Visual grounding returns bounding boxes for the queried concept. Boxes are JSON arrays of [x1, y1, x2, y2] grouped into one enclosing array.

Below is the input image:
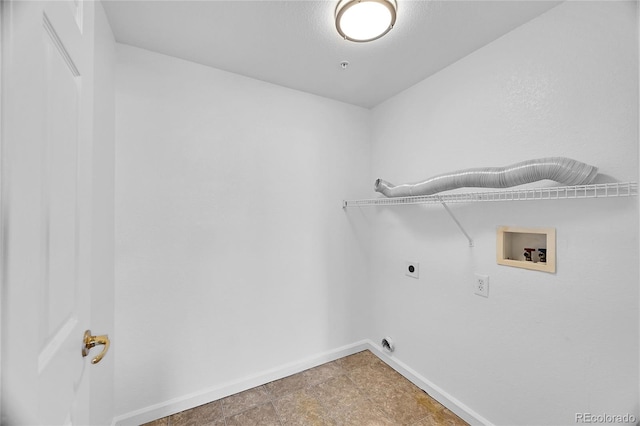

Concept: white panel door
[[2, 1, 104, 424]]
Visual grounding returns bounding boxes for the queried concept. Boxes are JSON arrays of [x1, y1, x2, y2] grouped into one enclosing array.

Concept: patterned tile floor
[[143, 350, 468, 426]]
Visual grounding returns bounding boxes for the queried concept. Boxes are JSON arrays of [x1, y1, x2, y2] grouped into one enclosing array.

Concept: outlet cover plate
[[474, 273, 489, 297]]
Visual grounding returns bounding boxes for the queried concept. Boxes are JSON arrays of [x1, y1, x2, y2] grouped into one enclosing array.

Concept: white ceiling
[[102, 0, 561, 108]]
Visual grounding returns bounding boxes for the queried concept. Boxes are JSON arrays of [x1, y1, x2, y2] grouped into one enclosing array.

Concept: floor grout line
[[270, 400, 284, 426]]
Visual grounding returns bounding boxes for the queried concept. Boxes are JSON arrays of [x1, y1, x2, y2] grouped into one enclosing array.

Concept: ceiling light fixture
[[335, 0, 397, 43]]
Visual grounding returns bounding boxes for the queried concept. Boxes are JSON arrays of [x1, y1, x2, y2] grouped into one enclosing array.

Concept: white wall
[[114, 44, 371, 418], [91, 3, 116, 425], [365, 2, 639, 425], [114, 2, 639, 424]]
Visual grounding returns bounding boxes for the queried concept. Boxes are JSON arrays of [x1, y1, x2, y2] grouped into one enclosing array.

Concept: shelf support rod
[[439, 199, 474, 247]]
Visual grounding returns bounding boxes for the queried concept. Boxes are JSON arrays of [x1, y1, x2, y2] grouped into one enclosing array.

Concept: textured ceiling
[[102, 0, 561, 108]]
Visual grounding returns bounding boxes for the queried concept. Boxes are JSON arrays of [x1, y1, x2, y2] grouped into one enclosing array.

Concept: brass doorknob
[[82, 330, 110, 364]]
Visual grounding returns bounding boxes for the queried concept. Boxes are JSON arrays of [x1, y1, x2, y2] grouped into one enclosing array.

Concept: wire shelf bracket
[[439, 199, 474, 247]]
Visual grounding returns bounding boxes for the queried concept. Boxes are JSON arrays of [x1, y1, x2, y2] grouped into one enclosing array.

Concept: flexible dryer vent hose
[[374, 157, 598, 197]]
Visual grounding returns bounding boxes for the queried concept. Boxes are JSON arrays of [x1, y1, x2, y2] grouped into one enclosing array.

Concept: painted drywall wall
[[91, 3, 116, 425], [114, 44, 371, 417], [365, 1, 639, 424]]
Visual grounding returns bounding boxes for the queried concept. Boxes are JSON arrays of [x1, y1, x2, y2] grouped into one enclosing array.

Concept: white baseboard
[[365, 339, 493, 426], [112, 340, 370, 426], [113, 339, 490, 426]]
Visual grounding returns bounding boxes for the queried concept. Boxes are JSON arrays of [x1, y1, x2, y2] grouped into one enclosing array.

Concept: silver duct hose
[[374, 157, 598, 197]]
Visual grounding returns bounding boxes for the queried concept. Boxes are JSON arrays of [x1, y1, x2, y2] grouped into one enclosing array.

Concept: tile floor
[[143, 350, 468, 426]]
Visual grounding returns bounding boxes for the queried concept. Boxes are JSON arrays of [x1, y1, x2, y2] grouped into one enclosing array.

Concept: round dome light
[[335, 0, 397, 43]]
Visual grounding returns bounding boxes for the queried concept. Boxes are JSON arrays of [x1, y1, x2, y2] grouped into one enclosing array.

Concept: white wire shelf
[[343, 182, 638, 208]]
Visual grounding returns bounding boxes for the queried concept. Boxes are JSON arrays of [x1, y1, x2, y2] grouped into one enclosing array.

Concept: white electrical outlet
[[474, 274, 489, 297], [405, 262, 419, 279]]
